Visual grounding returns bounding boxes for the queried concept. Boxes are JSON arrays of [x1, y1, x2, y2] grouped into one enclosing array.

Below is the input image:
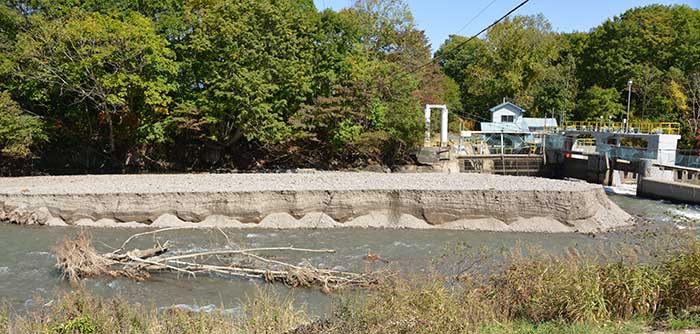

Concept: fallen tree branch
[[55, 230, 381, 291], [158, 247, 336, 263], [113, 227, 199, 253]]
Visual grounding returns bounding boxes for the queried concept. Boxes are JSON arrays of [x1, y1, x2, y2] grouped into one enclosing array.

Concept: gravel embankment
[[0, 172, 600, 195], [0, 173, 631, 233]]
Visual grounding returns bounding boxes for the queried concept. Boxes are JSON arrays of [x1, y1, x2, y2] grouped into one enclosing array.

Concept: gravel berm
[[0, 172, 600, 195], [0, 173, 631, 233]]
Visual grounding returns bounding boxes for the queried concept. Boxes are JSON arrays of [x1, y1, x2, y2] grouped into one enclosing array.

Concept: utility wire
[[404, 0, 532, 77], [453, 0, 500, 36]]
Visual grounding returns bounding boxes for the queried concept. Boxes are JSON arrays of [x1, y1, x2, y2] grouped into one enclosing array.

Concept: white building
[[480, 102, 558, 133]]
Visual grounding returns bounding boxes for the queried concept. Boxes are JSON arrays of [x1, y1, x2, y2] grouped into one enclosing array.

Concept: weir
[[448, 120, 700, 204], [553, 122, 700, 204]]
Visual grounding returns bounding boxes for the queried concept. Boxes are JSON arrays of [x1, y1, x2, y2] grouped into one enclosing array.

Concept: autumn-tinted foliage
[[439, 5, 700, 148], [0, 0, 454, 173], [0, 1, 698, 174]]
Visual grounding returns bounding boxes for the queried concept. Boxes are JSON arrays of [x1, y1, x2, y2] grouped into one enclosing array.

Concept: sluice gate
[[459, 154, 544, 176]]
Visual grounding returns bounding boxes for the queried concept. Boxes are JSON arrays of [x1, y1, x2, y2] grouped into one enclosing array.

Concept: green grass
[[480, 319, 650, 334], [659, 311, 700, 331]]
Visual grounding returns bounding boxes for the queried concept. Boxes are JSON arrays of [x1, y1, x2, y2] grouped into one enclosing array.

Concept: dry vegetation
[[53, 229, 380, 292], [2, 289, 308, 334], [5, 233, 700, 333]]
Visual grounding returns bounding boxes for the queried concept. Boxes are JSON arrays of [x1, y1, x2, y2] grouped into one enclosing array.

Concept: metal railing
[[564, 121, 680, 135], [575, 138, 596, 146]]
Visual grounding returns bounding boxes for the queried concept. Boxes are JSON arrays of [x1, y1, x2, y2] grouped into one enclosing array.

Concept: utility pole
[[560, 109, 565, 129], [543, 112, 548, 164], [543, 111, 547, 134], [626, 80, 633, 133]]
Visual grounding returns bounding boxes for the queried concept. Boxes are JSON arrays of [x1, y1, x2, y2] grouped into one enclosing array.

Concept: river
[[0, 188, 698, 316]]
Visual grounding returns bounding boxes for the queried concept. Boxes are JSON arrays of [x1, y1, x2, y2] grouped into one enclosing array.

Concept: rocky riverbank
[[0, 173, 632, 233]]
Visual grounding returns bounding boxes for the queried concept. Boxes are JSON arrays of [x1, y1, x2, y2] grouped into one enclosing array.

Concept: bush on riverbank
[[5, 239, 700, 334], [2, 290, 307, 334]]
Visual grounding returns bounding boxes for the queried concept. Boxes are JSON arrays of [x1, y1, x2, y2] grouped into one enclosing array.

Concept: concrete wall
[[637, 178, 700, 204], [637, 159, 700, 204]]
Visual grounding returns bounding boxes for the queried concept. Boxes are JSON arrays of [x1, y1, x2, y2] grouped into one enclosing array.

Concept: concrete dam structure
[[0, 173, 631, 233]]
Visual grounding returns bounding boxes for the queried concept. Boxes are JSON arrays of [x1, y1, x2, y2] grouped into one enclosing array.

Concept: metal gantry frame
[[424, 104, 449, 147]]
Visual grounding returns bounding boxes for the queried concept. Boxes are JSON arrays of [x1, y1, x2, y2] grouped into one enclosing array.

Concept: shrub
[[329, 278, 477, 334], [238, 288, 309, 334], [662, 240, 700, 312], [600, 262, 668, 320], [489, 255, 608, 323]]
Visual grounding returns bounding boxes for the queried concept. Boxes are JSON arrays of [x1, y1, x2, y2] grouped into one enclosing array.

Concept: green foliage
[[491, 253, 609, 323], [664, 312, 700, 331], [579, 86, 626, 121], [330, 279, 476, 333], [573, 4, 700, 145], [0, 1, 698, 172], [239, 288, 308, 334], [5, 289, 305, 334], [480, 319, 648, 334], [437, 15, 566, 120], [50, 315, 97, 334], [177, 0, 315, 146], [0, 91, 46, 158], [16, 9, 177, 153], [438, 5, 699, 148]]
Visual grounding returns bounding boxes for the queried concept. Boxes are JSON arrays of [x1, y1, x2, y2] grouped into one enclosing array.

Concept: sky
[[313, 0, 699, 52]]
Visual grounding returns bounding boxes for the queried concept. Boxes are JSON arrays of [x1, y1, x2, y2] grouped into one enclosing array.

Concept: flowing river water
[[1, 187, 699, 316]]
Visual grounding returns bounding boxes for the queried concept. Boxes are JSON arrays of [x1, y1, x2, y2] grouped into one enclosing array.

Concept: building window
[[501, 115, 514, 123]]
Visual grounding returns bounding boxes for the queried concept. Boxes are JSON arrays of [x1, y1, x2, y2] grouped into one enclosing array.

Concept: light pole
[[626, 80, 633, 133]]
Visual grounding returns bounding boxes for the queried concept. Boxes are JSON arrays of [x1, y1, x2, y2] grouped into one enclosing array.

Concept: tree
[[0, 91, 46, 158], [577, 5, 700, 124], [437, 14, 559, 120], [533, 54, 578, 119], [669, 70, 700, 148], [174, 0, 315, 152], [17, 10, 177, 157], [579, 86, 625, 121], [630, 64, 667, 120], [0, 3, 22, 89], [287, 0, 430, 166]]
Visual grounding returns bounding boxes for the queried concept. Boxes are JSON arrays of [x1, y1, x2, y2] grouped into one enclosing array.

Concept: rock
[[32, 207, 53, 225], [45, 217, 69, 227], [1, 206, 52, 225]]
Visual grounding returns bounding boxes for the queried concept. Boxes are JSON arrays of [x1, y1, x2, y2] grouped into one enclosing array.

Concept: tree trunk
[[107, 112, 116, 154]]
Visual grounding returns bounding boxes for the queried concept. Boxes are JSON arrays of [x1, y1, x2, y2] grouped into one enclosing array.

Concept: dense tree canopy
[[439, 4, 700, 148], [0, 1, 698, 174], [0, 0, 451, 173]]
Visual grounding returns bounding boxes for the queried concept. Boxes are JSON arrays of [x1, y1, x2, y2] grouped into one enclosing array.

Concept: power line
[[455, 109, 491, 123], [405, 0, 532, 77], [453, 0, 499, 36]]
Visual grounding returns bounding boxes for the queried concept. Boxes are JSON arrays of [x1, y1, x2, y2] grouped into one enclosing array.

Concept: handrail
[[564, 121, 680, 135], [654, 163, 700, 173]]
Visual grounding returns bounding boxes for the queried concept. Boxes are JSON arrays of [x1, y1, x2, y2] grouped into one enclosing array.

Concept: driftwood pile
[[54, 228, 381, 292]]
